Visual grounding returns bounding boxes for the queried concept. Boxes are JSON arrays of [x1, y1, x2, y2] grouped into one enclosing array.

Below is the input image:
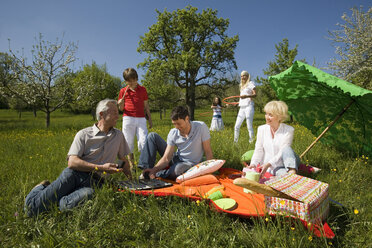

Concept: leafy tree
[[138, 6, 239, 120], [5, 34, 77, 127], [0, 95, 8, 109], [255, 38, 303, 112], [141, 64, 181, 119], [327, 7, 372, 90], [70, 62, 121, 118]]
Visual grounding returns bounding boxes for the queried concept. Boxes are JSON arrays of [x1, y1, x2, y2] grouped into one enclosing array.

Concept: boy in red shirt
[[118, 68, 152, 168]]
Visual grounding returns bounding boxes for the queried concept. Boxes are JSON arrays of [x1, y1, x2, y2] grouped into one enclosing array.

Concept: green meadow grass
[[0, 108, 371, 247]]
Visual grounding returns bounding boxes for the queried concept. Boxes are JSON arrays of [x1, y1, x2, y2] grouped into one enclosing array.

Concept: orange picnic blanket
[[138, 168, 265, 216], [118, 168, 334, 238]]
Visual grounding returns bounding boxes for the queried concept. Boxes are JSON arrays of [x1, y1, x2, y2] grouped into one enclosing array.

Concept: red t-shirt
[[118, 84, 148, 117]]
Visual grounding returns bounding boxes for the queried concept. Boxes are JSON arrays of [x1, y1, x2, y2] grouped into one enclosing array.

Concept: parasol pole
[[300, 99, 355, 159]]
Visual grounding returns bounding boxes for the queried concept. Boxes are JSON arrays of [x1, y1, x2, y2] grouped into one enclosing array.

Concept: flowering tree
[[5, 33, 77, 127], [328, 7, 372, 90]]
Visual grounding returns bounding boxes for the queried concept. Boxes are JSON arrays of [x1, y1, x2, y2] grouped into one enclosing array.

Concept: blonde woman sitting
[[247, 100, 299, 177]]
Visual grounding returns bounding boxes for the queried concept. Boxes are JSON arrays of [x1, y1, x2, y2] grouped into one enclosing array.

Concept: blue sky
[[0, 0, 369, 81]]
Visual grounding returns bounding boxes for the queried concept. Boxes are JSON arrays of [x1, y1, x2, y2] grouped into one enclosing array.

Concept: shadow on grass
[[328, 201, 351, 238]]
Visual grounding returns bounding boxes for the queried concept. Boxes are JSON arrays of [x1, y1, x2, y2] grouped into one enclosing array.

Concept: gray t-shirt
[[167, 121, 211, 165], [68, 124, 130, 165]]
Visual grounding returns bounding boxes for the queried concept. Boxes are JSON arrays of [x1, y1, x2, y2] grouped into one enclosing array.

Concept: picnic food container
[[264, 173, 329, 224]]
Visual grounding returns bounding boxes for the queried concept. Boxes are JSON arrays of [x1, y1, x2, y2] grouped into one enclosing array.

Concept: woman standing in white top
[[234, 71, 256, 143], [247, 100, 299, 177]]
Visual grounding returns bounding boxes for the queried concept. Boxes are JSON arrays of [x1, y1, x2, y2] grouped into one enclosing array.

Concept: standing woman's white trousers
[[234, 104, 255, 143]]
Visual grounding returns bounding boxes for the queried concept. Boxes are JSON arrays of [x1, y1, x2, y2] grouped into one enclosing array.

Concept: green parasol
[[269, 61, 372, 157]]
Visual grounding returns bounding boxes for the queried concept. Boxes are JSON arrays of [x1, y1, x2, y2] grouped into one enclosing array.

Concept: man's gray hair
[[96, 99, 117, 121]]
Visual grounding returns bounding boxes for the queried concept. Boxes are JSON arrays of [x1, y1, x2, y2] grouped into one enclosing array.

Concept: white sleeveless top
[[238, 81, 255, 107]]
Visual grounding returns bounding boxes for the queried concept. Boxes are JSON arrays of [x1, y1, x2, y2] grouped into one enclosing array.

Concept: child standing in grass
[[210, 97, 224, 131], [118, 68, 152, 168]]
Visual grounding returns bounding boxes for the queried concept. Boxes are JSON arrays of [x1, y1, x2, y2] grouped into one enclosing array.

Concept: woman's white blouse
[[238, 81, 255, 107], [250, 123, 294, 174]]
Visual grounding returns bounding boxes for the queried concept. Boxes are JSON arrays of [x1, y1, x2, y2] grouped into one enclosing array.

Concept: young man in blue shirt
[[138, 106, 213, 180]]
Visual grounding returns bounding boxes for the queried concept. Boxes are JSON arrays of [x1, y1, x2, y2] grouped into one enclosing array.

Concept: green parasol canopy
[[269, 61, 372, 157]]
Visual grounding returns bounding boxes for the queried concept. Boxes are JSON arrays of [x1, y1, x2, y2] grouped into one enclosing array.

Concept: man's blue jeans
[[138, 132, 193, 180], [24, 167, 102, 217]]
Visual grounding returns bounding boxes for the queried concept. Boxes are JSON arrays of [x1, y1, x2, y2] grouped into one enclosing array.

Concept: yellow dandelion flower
[[196, 200, 200, 205], [307, 223, 312, 228], [103, 171, 107, 175], [292, 238, 295, 241], [95, 167, 98, 171], [265, 217, 269, 222], [362, 155, 365, 158], [308, 236, 313, 241], [328, 241, 333, 246], [291, 227, 295, 231], [188, 215, 191, 219], [280, 200, 286, 205], [366, 157, 368, 160], [339, 179, 342, 183], [354, 209, 359, 215]]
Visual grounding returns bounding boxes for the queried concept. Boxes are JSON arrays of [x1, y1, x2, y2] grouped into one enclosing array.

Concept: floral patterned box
[[264, 173, 329, 224]]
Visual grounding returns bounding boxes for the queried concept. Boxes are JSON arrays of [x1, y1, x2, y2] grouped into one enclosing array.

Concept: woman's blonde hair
[[240, 71, 250, 89], [264, 101, 289, 123]]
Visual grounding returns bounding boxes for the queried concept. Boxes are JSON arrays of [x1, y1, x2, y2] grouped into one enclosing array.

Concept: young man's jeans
[[271, 146, 300, 176], [138, 132, 193, 180], [24, 168, 102, 217]]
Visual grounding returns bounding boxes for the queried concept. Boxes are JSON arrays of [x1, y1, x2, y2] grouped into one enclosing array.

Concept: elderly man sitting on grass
[[24, 99, 132, 217]]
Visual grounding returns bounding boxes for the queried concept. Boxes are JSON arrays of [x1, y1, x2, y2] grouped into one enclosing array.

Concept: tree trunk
[[46, 97, 50, 128], [18, 110, 21, 119], [186, 81, 196, 121], [46, 111, 50, 128], [159, 109, 163, 120], [33, 107, 37, 117]]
